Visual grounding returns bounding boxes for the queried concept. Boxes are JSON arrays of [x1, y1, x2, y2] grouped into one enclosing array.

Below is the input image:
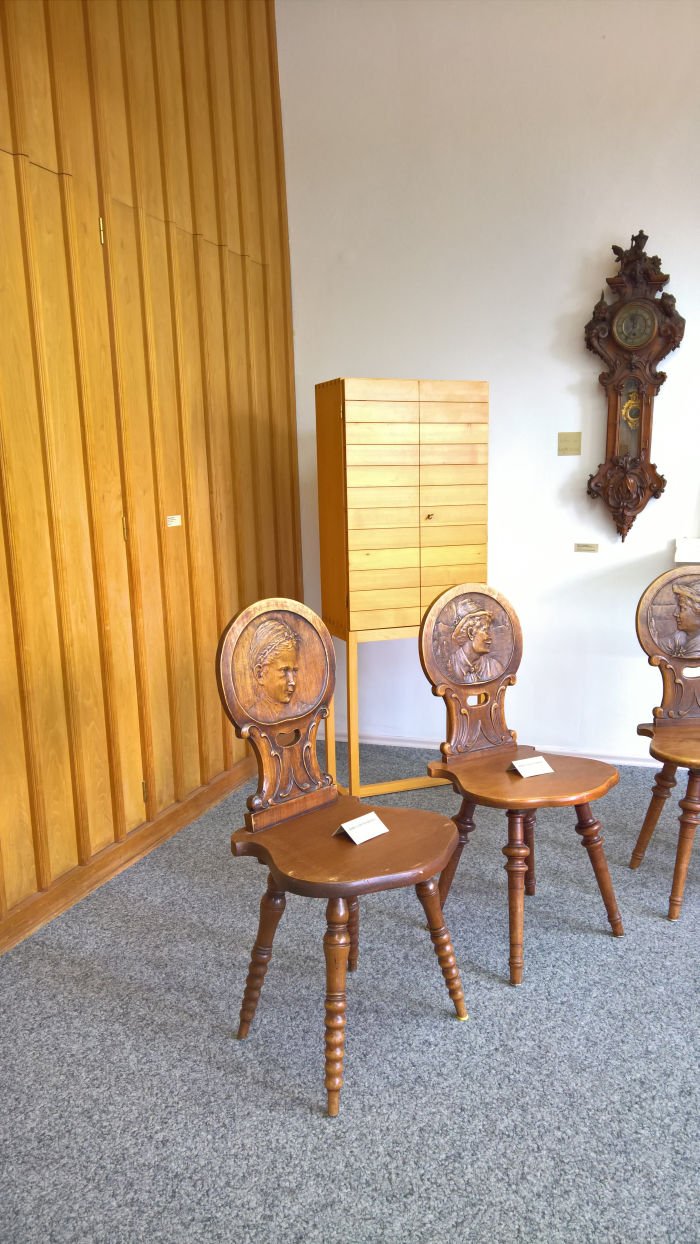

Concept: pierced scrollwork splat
[[637, 567, 700, 723], [437, 678, 516, 759], [584, 231, 685, 540], [420, 585, 522, 759], [216, 599, 337, 830]]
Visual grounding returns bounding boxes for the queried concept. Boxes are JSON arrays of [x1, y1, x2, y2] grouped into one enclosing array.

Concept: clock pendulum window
[[585, 231, 685, 540]]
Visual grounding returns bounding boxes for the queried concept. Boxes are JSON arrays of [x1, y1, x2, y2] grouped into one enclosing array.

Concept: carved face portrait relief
[[251, 619, 300, 706], [646, 576, 700, 659], [234, 610, 330, 724], [432, 593, 514, 685]]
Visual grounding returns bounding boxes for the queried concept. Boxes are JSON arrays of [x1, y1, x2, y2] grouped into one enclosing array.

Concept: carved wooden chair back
[[419, 583, 523, 760], [216, 597, 337, 831], [636, 565, 700, 725]]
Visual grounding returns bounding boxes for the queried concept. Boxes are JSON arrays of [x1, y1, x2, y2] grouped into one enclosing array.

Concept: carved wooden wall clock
[[585, 231, 685, 540]]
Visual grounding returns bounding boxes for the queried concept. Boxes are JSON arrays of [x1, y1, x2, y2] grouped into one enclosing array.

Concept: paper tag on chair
[[508, 756, 554, 778], [334, 811, 389, 844]]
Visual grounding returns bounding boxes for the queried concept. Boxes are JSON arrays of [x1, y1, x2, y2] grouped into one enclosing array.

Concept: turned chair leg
[[238, 872, 286, 1039], [668, 769, 700, 920], [348, 897, 360, 971], [574, 804, 624, 937], [502, 810, 529, 985], [323, 897, 350, 1117], [630, 761, 677, 869], [415, 878, 468, 1019], [439, 798, 476, 907], [524, 811, 536, 896]]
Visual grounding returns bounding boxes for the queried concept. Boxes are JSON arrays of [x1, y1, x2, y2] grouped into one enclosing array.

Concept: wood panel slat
[[347, 526, 419, 551], [348, 547, 420, 572], [346, 465, 420, 488], [345, 444, 419, 466], [345, 400, 419, 423], [345, 379, 419, 401], [150, 0, 192, 233], [3, 0, 56, 169], [0, 486, 36, 909], [419, 381, 488, 402], [421, 505, 488, 526], [345, 422, 419, 444], [420, 464, 488, 486], [349, 566, 420, 590]]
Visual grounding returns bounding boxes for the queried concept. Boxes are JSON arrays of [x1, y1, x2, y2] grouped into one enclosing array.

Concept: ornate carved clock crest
[[585, 231, 685, 539]]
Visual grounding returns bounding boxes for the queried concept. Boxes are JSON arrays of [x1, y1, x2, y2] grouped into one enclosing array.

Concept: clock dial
[[612, 302, 657, 350]]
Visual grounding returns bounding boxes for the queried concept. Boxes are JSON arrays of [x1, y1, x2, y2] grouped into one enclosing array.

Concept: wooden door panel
[[28, 163, 114, 858], [0, 155, 76, 884], [109, 199, 175, 814], [144, 215, 201, 799], [172, 225, 224, 783]]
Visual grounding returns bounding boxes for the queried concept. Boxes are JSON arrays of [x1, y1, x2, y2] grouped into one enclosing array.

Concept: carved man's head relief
[[452, 602, 494, 656], [673, 580, 700, 637], [251, 618, 301, 705]]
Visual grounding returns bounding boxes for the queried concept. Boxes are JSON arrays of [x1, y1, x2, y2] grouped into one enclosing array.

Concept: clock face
[[612, 302, 657, 350]]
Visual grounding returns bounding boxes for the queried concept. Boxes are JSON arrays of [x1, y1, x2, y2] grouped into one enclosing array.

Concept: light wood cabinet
[[315, 377, 488, 795]]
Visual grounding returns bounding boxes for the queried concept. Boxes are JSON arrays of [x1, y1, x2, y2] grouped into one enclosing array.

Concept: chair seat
[[428, 746, 618, 809], [641, 723, 700, 769], [231, 794, 458, 898]]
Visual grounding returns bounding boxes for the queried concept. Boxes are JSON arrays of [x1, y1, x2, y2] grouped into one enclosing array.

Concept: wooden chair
[[216, 597, 468, 1117], [419, 584, 624, 985], [630, 565, 700, 919]]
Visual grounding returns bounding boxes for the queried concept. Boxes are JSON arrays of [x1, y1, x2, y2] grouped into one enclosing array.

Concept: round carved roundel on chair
[[228, 608, 331, 726]]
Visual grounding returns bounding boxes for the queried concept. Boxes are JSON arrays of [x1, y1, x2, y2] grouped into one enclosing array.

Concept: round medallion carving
[[234, 609, 330, 723], [431, 591, 515, 686], [643, 573, 700, 660]]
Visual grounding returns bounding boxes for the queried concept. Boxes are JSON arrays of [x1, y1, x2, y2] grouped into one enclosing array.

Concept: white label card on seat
[[509, 756, 554, 778], [334, 811, 389, 844]]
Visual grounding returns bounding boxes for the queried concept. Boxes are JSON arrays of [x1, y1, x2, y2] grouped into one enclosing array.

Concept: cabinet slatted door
[[316, 378, 488, 635], [419, 381, 488, 609]]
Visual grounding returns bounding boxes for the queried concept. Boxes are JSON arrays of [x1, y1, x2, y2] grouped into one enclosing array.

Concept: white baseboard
[[330, 730, 658, 769]]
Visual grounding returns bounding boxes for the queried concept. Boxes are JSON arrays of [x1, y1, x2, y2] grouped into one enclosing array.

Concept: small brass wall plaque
[[558, 432, 582, 456]]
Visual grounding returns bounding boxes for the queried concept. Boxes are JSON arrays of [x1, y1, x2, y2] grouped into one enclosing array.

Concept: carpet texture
[[1, 746, 697, 1244]]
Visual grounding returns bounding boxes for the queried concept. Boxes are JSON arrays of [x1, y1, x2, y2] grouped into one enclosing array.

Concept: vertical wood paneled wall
[[0, 0, 301, 951]]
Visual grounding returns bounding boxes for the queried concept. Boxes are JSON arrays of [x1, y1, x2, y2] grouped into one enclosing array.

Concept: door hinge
[[121, 515, 127, 541], [142, 780, 148, 803], [99, 216, 105, 245]]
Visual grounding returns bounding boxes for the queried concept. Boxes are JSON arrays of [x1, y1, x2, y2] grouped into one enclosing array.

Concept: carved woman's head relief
[[673, 579, 700, 639]]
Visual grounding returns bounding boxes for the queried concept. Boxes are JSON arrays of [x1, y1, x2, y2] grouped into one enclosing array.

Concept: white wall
[[275, 0, 700, 763]]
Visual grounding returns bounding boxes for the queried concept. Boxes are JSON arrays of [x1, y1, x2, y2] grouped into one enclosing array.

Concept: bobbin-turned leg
[[630, 761, 677, 869], [348, 897, 360, 971], [439, 798, 476, 907], [238, 873, 286, 1039], [575, 804, 624, 937], [668, 769, 700, 920], [502, 810, 529, 985], [524, 811, 537, 896], [323, 897, 350, 1117], [416, 877, 468, 1019]]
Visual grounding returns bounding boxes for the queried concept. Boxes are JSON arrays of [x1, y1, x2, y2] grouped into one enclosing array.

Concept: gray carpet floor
[[1, 746, 698, 1244]]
